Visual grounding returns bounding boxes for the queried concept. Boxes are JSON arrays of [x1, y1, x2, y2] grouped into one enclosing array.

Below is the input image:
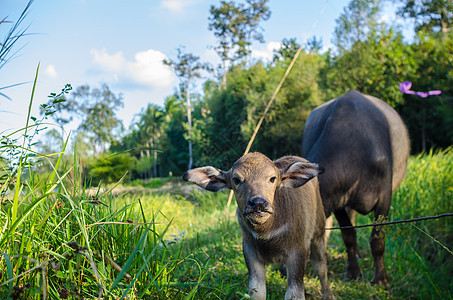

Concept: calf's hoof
[[321, 291, 336, 300]]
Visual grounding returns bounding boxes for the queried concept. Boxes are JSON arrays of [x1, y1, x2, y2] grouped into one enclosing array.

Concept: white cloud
[[90, 49, 125, 72], [90, 48, 177, 89], [45, 64, 58, 78], [160, 0, 192, 13], [321, 41, 334, 53], [130, 50, 176, 87], [251, 41, 281, 62]]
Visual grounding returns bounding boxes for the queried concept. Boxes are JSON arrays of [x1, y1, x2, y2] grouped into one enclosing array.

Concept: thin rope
[[325, 213, 453, 230], [226, 1, 330, 207], [226, 46, 303, 207], [244, 47, 304, 155]]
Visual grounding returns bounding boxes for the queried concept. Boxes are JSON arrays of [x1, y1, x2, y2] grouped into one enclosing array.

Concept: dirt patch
[[86, 178, 202, 197]]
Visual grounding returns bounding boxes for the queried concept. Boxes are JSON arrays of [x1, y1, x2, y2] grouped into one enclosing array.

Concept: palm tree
[[137, 104, 164, 178]]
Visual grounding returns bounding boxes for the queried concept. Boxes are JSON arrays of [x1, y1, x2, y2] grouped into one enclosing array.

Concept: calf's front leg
[[284, 251, 308, 300], [243, 242, 266, 300]]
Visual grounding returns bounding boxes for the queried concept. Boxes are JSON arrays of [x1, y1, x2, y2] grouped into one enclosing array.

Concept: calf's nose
[[247, 197, 269, 211]]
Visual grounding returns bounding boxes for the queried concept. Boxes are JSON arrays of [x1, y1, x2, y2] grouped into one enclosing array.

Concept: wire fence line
[[325, 212, 453, 230]]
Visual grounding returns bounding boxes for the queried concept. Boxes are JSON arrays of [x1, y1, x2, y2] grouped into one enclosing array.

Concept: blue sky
[[1, 0, 403, 134]]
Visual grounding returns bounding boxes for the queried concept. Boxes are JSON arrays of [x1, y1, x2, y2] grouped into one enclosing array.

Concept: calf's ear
[[280, 161, 324, 188], [183, 167, 230, 192]]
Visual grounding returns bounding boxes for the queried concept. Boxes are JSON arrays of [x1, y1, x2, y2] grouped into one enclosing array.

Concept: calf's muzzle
[[243, 197, 273, 218]]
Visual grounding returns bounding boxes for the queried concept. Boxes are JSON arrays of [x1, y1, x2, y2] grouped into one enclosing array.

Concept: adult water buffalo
[[302, 90, 410, 287]]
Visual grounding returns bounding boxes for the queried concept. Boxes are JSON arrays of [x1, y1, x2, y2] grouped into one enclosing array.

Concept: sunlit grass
[[1, 134, 452, 299], [388, 147, 453, 298]]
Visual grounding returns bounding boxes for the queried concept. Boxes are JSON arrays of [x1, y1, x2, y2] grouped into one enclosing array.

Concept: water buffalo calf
[[184, 153, 335, 300], [302, 90, 410, 286]]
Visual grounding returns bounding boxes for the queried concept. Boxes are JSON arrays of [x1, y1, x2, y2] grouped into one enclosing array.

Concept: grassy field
[[0, 148, 452, 299]]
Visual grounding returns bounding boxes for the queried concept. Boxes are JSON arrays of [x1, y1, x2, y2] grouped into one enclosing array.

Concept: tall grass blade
[[119, 219, 174, 300], [0, 217, 8, 246], [35, 135, 70, 232], [1, 252, 14, 297], [110, 222, 153, 291], [11, 63, 39, 224], [10, 173, 22, 225], [23, 63, 39, 147], [0, 0, 34, 71], [47, 133, 69, 185], [184, 259, 209, 300], [1, 168, 71, 246]]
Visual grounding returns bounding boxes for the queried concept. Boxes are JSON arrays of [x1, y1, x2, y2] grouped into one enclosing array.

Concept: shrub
[[87, 152, 136, 185]]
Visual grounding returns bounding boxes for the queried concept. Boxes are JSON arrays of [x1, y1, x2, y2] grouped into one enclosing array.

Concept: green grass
[[323, 148, 453, 299], [1, 146, 452, 299], [127, 177, 171, 189], [0, 160, 207, 299], [387, 148, 453, 298]]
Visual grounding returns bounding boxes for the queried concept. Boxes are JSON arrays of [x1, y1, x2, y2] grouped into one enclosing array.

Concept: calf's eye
[[270, 176, 276, 183], [233, 177, 242, 185]]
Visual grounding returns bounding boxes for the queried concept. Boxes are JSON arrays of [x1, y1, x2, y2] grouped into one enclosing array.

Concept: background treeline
[[37, 0, 453, 183]]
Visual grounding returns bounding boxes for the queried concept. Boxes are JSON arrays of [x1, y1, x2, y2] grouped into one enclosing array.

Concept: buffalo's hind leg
[[345, 207, 362, 258], [334, 208, 361, 281], [370, 196, 391, 287]]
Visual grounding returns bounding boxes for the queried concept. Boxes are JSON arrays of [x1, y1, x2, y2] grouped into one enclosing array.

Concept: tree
[[160, 94, 189, 175], [319, 0, 452, 154], [164, 46, 209, 170], [37, 129, 62, 155], [72, 84, 124, 155], [321, 28, 417, 106], [322, 0, 420, 105], [208, 0, 270, 88], [110, 127, 141, 156], [397, 30, 453, 152], [136, 104, 164, 177], [209, 1, 245, 88], [205, 82, 248, 169], [273, 38, 301, 61], [238, 55, 324, 159], [306, 36, 324, 53], [333, 0, 383, 52], [88, 152, 136, 185], [397, 0, 453, 33], [244, 0, 271, 59]]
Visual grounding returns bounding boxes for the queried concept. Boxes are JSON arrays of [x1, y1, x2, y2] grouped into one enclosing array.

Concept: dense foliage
[[1, 0, 452, 183], [104, 0, 453, 180]]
